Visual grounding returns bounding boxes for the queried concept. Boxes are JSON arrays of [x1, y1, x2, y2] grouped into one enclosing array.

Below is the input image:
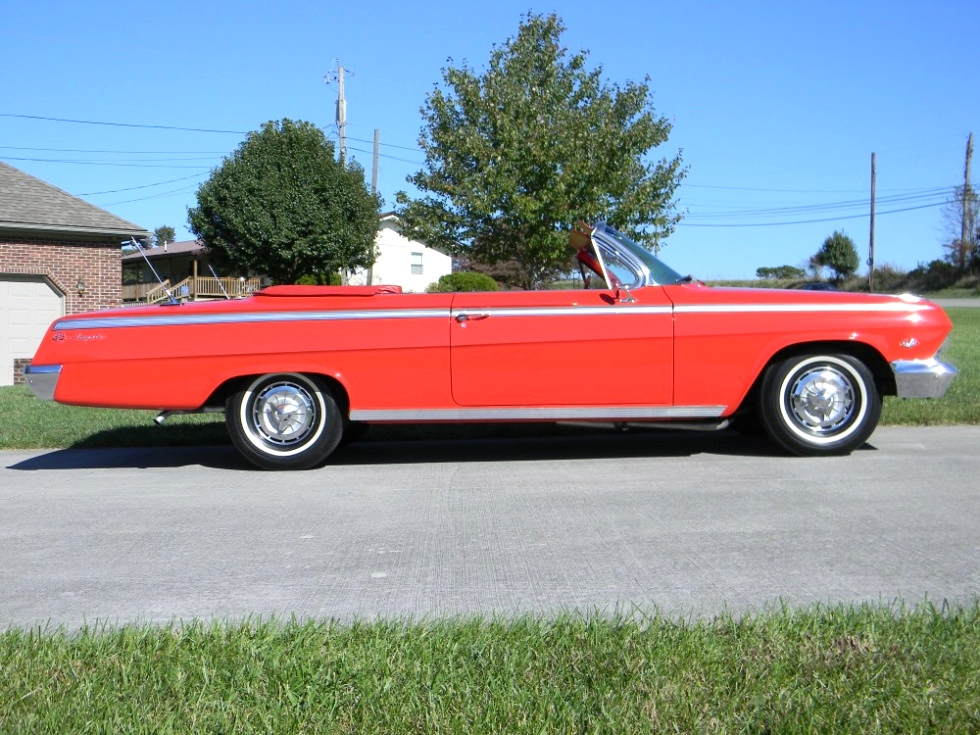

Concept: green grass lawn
[[2, 604, 978, 734], [0, 390, 227, 450]]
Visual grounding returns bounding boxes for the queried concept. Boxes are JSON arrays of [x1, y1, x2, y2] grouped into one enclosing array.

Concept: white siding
[[349, 218, 452, 292]]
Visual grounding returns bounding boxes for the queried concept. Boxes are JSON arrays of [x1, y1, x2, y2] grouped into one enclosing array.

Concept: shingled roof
[[0, 161, 149, 240]]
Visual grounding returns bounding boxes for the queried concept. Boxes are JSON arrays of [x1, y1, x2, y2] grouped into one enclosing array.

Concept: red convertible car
[[25, 222, 956, 470]]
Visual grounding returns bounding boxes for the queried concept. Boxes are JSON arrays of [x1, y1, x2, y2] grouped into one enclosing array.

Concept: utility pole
[[372, 129, 379, 195], [961, 132, 974, 269], [869, 152, 876, 293], [324, 63, 349, 166], [366, 129, 379, 287], [336, 65, 347, 166]]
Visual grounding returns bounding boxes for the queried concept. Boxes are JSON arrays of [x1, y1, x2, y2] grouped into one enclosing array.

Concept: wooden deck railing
[[123, 281, 168, 302], [123, 276, 262, 303]]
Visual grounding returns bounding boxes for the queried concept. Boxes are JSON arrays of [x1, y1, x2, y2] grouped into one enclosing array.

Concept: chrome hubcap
[[252, 382, 317, 447], [789, 367, 855, 434]]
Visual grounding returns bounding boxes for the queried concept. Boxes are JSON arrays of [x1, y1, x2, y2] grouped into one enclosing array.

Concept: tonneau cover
[[255, 285, 403, 297]]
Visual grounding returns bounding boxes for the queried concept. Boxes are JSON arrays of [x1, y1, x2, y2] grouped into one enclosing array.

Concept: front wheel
[[226, 373, 343, 470], [758, 353, 881, 456]]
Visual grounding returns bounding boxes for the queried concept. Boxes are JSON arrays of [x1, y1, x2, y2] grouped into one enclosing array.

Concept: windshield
[[593, 224, 687, 286]]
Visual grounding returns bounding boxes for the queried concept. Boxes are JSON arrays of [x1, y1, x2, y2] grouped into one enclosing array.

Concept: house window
[[411, 252, 423, 275]]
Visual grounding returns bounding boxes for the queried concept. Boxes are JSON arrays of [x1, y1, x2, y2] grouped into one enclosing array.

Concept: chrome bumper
[[891, 357, 957, 399], [23, 364, 61, 401]]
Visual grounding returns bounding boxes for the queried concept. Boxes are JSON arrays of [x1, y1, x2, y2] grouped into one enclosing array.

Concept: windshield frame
[[591, 223, 686, 287]]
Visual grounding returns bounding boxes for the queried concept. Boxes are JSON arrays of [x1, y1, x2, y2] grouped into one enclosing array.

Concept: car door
[[449, 288, 673, 407]]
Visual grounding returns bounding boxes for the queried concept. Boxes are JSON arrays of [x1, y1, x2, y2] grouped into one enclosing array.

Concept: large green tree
[[188, 119, 380, 284], [815, 230, 860, 283], [396, 13, 686, 289]]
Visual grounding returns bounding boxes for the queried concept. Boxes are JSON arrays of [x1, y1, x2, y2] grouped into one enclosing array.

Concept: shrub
[[294, 273, 342, 286], [426, 272, 500, 292], [871, 264, 908, 293], [907, 259, 959, 292], [757, 265, 805, 280]]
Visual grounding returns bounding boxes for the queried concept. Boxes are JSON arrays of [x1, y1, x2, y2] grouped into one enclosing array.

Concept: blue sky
[[2, 0, 977, 280]]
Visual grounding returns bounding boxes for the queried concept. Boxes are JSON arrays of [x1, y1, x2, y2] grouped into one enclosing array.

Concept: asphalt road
[[2, 425, 978, 630]]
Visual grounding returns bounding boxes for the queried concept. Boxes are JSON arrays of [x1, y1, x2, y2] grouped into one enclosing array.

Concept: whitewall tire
[[758, 354, 881, 456], [226, 373, 343, 470]]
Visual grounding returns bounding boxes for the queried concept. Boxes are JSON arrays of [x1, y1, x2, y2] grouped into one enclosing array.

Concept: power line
[[78, 174, 208, 196], [679, 201, 946, 228], [0, 112, 247, 134], [683, 182, 949, 195], [0, 145, 228, 155], [2, 154, 219, 163], [346, 134, 421, 152], [346, 145, 423, 165], [686, 183, 867, 194], [1, 111, 965, 230], [683, 188, 952, 220], [2, 112, 424, 153], [98, 185, 200, 207], [0, 156, 213, 169]]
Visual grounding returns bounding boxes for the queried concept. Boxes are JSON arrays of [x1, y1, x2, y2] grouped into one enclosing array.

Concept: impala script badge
[[52, 332, 106, 343]]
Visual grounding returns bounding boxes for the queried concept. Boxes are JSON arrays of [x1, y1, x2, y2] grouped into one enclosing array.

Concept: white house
[[348, 213, 452, 292], [123, 214, 453, 300]]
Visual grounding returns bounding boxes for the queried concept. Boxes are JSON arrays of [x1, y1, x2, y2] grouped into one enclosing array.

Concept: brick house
[[0, 161, 149, 385]]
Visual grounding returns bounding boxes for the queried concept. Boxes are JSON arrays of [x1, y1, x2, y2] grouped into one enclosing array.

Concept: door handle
[[455, 312, 491, 323]]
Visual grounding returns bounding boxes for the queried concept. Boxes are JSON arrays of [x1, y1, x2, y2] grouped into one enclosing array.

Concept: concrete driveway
[[933, 298, 980, 308], [2, 425, 978, 629]]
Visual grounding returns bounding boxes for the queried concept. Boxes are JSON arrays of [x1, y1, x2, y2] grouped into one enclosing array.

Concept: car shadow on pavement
[[7, 444, 250, 472], [332, 427, 781, 466], [8, 426, 873, 472]]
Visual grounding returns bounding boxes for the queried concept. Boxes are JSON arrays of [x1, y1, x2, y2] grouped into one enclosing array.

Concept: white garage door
[[0, 276, 65, 386]]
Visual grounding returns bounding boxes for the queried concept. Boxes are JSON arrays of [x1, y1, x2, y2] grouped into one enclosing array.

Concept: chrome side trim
[[451, 305, 672, 319], [675, 302, 932, 315], [349, 405, 727, 422], [891, 357, 957, 399], [54, 304, 673, 331], [52, 300, 934, 332], [52, 308, 451, 331], [23, 364, 61, 401]]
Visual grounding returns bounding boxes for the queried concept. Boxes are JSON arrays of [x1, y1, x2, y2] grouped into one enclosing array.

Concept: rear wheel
[[758, 353, 881, 456], [226, 373, 343, 470]]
